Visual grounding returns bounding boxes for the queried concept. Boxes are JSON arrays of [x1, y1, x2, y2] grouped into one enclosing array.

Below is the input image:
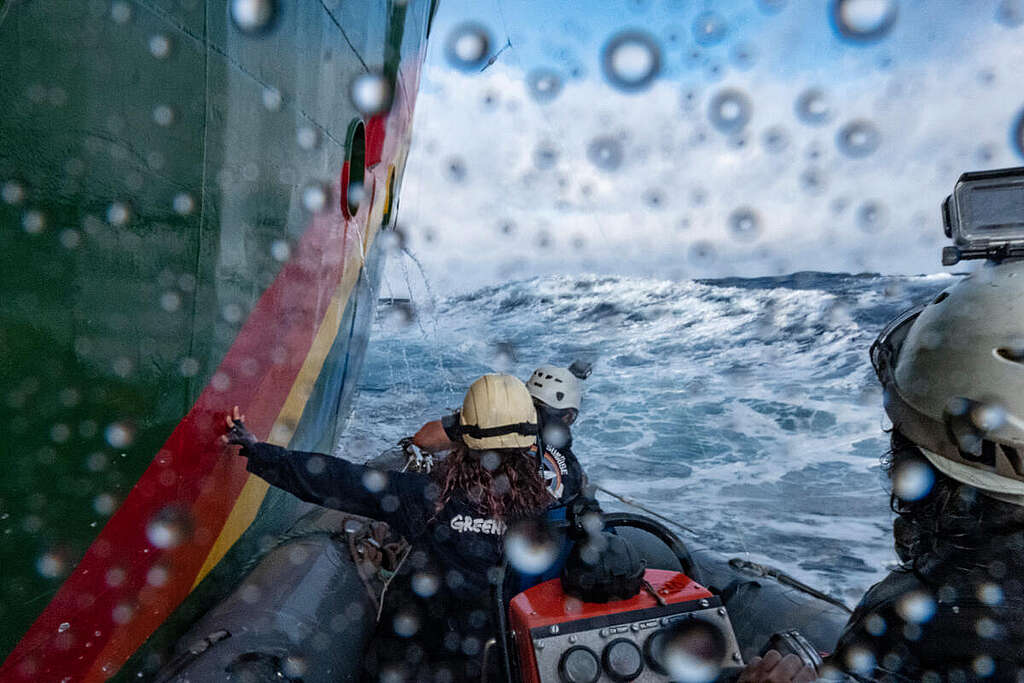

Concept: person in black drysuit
[[825, 261, 1024, 682], [221, 374, 554, 683], [825, 432, 1024, 682]]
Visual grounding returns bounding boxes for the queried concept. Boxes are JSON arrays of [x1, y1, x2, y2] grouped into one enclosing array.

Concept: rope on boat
[[594, 484, 698, 536], [728, 558, 854, 614]]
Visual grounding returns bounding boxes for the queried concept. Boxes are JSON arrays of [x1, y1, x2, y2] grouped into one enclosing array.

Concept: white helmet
[[459, 374, 539, 450], [872, 260, 1024, 504], [526, 364, 582, 411]]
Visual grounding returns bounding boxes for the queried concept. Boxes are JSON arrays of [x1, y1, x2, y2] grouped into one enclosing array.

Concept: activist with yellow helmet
[[221, 373, 552, 682]]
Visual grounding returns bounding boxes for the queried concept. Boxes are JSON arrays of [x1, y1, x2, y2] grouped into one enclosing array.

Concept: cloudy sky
[[383, 0, 1024, 298]]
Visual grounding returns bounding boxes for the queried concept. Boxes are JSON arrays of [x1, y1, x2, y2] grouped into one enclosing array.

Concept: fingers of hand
[[775, 654, 806, 679], [794, 665, 817, 683]]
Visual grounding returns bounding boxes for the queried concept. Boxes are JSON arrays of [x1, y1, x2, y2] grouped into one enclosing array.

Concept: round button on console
[[602, 638, 644, 681], [558, 645, 601, 683], [644, 629, 670, 674]]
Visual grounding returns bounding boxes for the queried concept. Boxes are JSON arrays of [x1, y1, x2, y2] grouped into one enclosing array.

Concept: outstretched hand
[[220, 405, 257, 450], [737, 650, 818, 683]]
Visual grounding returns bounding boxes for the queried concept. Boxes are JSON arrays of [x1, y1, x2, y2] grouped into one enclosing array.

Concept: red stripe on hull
[[2, 199, 354, 681]]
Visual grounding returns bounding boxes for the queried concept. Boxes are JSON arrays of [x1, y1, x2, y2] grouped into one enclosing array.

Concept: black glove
[[566, 486, 603, 541], [225, 418, 257, 450]]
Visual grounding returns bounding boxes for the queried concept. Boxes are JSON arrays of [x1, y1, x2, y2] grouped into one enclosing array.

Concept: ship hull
[[0, 1, 435, 679]]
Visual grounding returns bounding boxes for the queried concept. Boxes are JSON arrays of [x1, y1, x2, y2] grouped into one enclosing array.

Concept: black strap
[[459, 421, 538, 439]]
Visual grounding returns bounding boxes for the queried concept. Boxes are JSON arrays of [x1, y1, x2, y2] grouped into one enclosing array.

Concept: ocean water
[[337, 271, 954, 604]]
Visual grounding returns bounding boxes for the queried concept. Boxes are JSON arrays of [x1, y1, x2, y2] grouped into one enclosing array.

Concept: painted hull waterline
[[0, 1, 436, 679]]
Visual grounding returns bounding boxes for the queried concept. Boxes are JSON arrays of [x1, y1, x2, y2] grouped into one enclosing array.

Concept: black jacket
[[243, 442, 508, 681], [830, 534, 1024, 682]]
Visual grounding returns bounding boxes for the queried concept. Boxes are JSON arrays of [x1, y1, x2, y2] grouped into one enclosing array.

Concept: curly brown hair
[[432, 443, 553, 521], [885, 429, 1024, 573]]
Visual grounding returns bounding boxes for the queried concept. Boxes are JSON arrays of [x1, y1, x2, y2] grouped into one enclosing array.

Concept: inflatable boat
[[150, 448, 851, 682]]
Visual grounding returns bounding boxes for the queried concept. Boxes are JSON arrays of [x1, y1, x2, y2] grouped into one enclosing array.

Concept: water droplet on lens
[[801, 167, 827, 194], [350, 72, 393, 116], [111, 1, 132, 24], [504, 521, 557, 574], [527, 68, 563, 103], [896, 591, 936, 623], [586, 136, 624, 171], [692, 11, 727, 46], [262, 86, 282, 111], [105, 421, 134, 448], [107, 202, 132, 226], [93, 493, 117, 515], [857, 200, 886, 232], [362, 469, 387, 493], [662, 620, 728, 682], [2, 180, 25, 205], [412, 571, 439, 597], [446, 22, 491, 70], [172, 193, 195, 215], [831, 0, 898, 43], [22, 210, 45, 234], [38, 551, 67, 579], [302, 183, 329, 213], [446, 157, 467, 182], [795, 88, 832, 125], [728, 208, 761, 242], [145, 506, 193, 549], [534, 143, 558, 169], [689, 241, 717, 265], [58, 622, 71, 633], [296, 125, 320, 150], [893, 458, 934, 501], [762, 126, 789, 152], [997, 0, 1024, 27], [708, 88, 751, 134], [837, 119, 881, 157], [231, 0, 276, 35], [271, 239, 291, 261], [602, 30, 661, 92], [971, 402, 1007, 431], [148, 34, 172, 59], [730, 42, 757, 69]]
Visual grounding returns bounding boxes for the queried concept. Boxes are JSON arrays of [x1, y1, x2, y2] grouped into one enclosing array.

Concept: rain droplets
[[446, 22, 491, 71], [602, 30, 661, 92], [2, 180, 25, 205], [302, 183, 329, 213], [586, 136, 624, 171], [105, 421, 135, 449], [837, 119, 881, 158], [145, 507, 193, 549], [997, 0, 1024, 27], [708, 89, 752, 134], [795, 88, 832, 126], [148, 34, 172, 59], [350, 72, 393, 117], [504, 521, 558, 575], [892, 457, 935, 501], [692, 11, 728, 46], [527, 69, 563, 103], [230, 0, 277, 36], [831, 0, 899, 43], [728, 208, 761, 242]]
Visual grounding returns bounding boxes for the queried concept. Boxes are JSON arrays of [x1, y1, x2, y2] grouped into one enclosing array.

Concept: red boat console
[[509, 569, 742, 682]]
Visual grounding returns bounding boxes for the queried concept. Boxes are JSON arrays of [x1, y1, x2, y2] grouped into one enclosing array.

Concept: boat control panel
[[510, 569, 743, 683]]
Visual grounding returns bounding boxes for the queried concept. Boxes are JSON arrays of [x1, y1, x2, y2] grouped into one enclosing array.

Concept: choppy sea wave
[[337, 271, 954, 602]]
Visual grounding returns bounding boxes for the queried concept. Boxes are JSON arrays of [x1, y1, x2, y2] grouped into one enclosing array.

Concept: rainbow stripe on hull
[[0, 1, 435, 679]]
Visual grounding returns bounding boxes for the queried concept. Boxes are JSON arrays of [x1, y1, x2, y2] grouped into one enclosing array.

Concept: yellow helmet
[[460, 374, 539, 450]]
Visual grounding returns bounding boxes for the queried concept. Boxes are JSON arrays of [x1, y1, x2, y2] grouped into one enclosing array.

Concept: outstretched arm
[[220, 406, 429, 538]]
